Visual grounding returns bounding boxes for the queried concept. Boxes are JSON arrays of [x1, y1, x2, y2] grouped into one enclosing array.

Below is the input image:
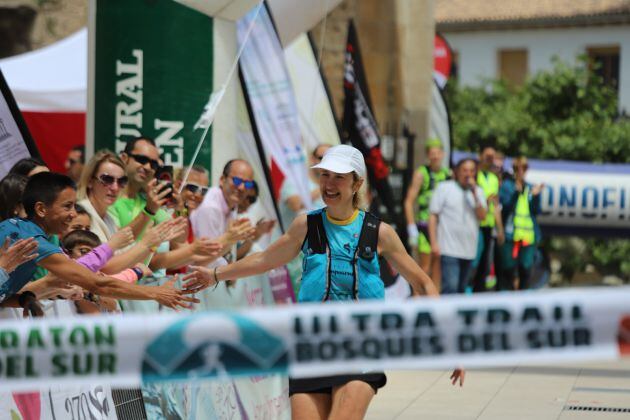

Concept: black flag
[[341, 20, 396, 220]]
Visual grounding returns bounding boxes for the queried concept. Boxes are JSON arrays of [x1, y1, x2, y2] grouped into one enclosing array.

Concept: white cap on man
[[311, 144, 367, 179]]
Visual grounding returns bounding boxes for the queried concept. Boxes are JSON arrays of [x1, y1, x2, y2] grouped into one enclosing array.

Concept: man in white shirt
[[428, 158, 487, 294], [190, 159, 256, 267]]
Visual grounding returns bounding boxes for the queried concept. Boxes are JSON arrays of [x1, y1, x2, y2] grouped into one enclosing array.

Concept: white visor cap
[[311, 144, 367, 179]]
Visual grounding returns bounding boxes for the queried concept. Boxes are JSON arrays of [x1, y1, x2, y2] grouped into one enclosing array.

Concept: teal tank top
[[299, 208, 383, 302]]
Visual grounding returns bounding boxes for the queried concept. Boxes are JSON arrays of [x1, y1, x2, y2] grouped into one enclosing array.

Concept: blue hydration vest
[[299, 209, 383, 302]]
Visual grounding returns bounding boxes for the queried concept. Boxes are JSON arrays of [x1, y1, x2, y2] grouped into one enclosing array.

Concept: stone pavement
[[366, 359, 630, 419]]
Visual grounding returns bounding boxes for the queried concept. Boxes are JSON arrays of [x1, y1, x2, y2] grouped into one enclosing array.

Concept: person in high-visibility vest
[[498, 156, 543, 290], [471, 145, 503, 292], [403, 138, 450, 292]]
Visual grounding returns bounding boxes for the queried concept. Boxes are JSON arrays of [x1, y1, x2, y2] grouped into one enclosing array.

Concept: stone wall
[[0, 0, 87, 58]]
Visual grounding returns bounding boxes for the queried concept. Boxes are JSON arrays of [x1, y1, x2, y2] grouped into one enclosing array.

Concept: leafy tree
[[445, 57, 630, 282]]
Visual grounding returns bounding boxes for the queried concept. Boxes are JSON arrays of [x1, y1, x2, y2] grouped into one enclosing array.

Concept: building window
[[587, 46, 620, 92], [498, 49, 528, 88]]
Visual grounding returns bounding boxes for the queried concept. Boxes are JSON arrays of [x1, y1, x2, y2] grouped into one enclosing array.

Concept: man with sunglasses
[[109, 137, 173, 238], [190, 159, 257, 268]]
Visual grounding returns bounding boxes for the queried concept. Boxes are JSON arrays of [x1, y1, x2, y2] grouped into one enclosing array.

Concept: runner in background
[[184, 145, 464, 420], [471, 144, 502, 292], [404, 138, 450, 293]]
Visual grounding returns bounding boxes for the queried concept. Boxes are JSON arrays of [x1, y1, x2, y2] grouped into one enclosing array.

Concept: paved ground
[[366, 359, 630, 419]]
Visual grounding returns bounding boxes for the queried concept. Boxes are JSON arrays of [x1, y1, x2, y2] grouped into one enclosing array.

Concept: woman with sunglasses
[[184, 145, 464, 419], [77, 151, 185, 274]]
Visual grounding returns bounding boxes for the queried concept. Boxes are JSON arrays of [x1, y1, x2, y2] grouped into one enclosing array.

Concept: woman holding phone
[[184, 145, 464, 419]]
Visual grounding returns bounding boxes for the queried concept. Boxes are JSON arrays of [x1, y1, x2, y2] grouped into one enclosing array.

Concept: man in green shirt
[[109, 137, 172, 235], [110, 137, 221, 271]]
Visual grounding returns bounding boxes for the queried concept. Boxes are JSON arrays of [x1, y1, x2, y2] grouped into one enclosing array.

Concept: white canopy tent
[[0, 28, 87, 112]]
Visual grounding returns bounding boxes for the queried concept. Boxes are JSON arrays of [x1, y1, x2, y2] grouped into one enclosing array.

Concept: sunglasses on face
[[95, 173, 129, 188], [129, 153, 159, 171], [183, 183, 209, 196], [230, 176, 255, 189]]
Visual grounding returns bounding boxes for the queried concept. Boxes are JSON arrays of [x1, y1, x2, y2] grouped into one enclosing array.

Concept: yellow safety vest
[[477, 171, 499, 227], [513, 187, 535, 245]]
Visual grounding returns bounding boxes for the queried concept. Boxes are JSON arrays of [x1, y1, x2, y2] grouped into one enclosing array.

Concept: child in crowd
[[67, 204, 92, 233], [62, 230, 152, 314]]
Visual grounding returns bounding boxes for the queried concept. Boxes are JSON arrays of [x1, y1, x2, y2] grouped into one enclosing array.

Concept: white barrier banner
[[0, 288, 629, 392]]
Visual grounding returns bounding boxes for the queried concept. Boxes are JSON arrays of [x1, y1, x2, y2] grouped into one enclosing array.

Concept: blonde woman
[[184, 145, 464, 420], [76, 150, 194, 273]]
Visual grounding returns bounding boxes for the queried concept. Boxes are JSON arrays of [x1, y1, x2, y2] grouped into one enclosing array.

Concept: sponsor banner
[[46, 385, 116, 420], [429, 80, 453, 168], [0, 288, 628, 391], [433, 34, 453, 89], [528, 169, 630, 228], [237, 5, 312, 210], [91, 0, 213, 167]]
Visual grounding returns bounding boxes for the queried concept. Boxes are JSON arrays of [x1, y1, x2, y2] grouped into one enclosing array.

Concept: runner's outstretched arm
[[182, 215, 307, 292]]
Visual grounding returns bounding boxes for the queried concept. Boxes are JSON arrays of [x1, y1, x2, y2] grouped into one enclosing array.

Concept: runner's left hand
[[450, 368, 465, 387]]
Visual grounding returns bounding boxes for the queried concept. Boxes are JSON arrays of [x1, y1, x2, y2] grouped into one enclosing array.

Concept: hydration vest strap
[[425, 165, 435, 191], [357, 212, 380, 260], [306, 213, 328, 254]]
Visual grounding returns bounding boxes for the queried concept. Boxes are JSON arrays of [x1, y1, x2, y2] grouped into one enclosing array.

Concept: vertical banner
[[430, 80, 453, 168], [0, 70, 37, 178], [433, 33, 453, 89], [91, 0, 213, 167], [431, 33, 454, 168], [341, 21, 396, 219], [237, 4, 312, 213], [284, 33, 341, 152]]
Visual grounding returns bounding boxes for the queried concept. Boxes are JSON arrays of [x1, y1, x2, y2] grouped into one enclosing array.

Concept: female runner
[[184, 145, 464, 420]]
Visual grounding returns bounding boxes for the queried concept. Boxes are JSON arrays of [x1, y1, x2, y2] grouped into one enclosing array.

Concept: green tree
[[445, 57, 630, 282]]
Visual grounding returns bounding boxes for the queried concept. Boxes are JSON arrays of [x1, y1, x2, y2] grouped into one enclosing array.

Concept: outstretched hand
[[450, 368, 465, 387], [181, 265, 216, 293], [152, 277, 200, 310], [192, 238, 223, 258], [532, 183, 545, 196], [224, 218, 256, 245], [108, 226, 135, 251], [0, 238, 38, 273]]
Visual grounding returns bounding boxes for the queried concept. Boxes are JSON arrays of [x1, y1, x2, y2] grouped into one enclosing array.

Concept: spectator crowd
[[0, 136, 275, 318], [405, 142, 544, 295]]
